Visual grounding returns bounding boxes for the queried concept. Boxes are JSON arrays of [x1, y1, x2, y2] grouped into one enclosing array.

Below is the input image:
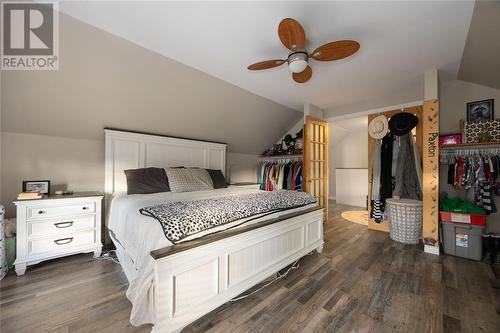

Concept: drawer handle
[[38, 210, 45, 214], [54, 237, 73, 245], [54, 221, 74, 228], [82, 206, 89, 210]]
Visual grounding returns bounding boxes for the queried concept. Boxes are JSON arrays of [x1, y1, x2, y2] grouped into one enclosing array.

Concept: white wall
[[336, 169, 368, 207], [328, 117, 368, 202], [226, 152, 258, 184]]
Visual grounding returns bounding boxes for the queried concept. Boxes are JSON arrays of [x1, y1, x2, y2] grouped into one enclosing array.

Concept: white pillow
[[165, 168, 214, 193]]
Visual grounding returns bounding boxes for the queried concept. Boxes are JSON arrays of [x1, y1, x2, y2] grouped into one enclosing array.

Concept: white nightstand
[[14, 192, 103, 275]]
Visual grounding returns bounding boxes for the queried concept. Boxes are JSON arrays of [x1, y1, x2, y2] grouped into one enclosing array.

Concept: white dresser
[[14, 193, 103, 275]]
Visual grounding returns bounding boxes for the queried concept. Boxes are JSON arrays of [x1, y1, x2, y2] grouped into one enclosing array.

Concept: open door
[[304, 116, 329, 221]]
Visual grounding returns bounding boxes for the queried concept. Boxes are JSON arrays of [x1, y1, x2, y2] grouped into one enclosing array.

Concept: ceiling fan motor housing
[[287, 51, 308, 73]]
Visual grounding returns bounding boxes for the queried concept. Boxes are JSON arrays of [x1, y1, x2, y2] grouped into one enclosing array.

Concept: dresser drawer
[[28, 230, 96, 255], [27, 202, 95, 219], [28, 215, 96, 238]]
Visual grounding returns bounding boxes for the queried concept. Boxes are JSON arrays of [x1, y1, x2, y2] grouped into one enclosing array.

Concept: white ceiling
[[58, 1, 474, 111]]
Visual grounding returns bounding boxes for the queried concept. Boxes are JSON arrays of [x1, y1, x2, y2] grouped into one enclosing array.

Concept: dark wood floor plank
[[1, 201, 499, 333]]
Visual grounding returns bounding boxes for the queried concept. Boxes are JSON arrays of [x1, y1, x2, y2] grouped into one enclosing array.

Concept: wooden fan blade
[[278, 18, 306, 51], [310, 40, 360, 61], [247, 59, 286, 70], [292, 66, 312, 83]]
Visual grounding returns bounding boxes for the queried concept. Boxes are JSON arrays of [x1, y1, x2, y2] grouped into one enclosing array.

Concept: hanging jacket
[[379, 133, 394, 205], [371, 140, 381, 200], [393, 133, 422, 200]]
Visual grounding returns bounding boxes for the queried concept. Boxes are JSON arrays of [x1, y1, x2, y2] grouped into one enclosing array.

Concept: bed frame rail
[[151, 207, 324, 333]]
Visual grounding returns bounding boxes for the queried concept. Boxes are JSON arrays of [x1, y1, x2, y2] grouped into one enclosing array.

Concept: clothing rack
[[258, 154, 303, 161], [440, 145, 500, 162], [258, 158, 303, 192]]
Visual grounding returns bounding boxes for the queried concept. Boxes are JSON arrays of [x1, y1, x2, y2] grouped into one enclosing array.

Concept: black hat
[[389, 112, 418, 136]]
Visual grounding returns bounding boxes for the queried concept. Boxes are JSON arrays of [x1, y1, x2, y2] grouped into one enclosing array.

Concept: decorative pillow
[[464, 120, 500, 143], [165, 168, 214, 193], [124, 167, 170, 194], [206, 169, 228, 189]]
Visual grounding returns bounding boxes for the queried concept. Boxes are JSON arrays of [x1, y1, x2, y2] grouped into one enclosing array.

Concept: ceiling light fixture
[[287, 52, 308, 73]]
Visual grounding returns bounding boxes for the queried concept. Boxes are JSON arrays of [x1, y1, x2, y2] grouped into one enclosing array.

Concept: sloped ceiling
[[57, 1, 474, 112], [458, 1, 500, 90], [1, 12, 302, 154]]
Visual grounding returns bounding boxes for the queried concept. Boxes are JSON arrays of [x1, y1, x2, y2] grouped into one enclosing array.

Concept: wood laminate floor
[[1, 202, 499, 333]]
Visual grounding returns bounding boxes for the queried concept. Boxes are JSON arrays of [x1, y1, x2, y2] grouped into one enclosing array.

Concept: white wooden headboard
[[104, 129, 227, 194]]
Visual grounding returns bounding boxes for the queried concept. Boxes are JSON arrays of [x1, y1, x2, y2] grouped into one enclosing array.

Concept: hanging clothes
[[379, 133, 394, 207], [258, 159, 303, 192], [442, 151, 500, 215], [411, 134, 423, 192], [370, 141, 383, 222], [371, 141, 382, 201], [393, 133, 422, 200]]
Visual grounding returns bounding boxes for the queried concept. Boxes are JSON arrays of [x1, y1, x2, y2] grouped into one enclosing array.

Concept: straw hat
[[368, 115, 389, 139]]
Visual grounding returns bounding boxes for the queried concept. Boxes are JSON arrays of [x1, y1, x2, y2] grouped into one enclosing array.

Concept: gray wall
[[1, 12, 300, 217], [458, 1, 500, 90]]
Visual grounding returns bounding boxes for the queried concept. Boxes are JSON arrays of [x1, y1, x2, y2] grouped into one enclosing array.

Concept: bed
[[104, 129, 324, 333]]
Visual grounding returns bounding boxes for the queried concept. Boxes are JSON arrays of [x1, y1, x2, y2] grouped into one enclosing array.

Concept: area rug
[[341, 211, 369, 225]]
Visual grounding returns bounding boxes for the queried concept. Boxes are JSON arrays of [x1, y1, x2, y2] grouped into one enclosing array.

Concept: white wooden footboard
[[150, 207, 324, 333]]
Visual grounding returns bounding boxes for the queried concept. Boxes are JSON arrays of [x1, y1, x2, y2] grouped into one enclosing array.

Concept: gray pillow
[[124, 167, 170, 194], [165, 168, 214, 193]]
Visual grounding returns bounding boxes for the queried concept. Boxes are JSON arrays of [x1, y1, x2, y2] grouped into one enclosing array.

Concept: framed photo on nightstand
[[22, 180, 50, 194]]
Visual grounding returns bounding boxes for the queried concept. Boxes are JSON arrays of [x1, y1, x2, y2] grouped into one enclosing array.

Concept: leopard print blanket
[[140, 190, 316, 243]]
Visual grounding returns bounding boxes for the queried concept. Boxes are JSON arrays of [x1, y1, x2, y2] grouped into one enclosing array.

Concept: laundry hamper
[[386, 199, 423, 245]]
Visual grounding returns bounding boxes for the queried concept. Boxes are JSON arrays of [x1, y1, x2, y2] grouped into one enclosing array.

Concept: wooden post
[[422, 69, 440, 255], [422, 99, 440, 255]]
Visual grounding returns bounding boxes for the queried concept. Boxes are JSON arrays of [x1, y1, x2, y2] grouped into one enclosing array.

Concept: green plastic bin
[[441, 221, 484, 261]]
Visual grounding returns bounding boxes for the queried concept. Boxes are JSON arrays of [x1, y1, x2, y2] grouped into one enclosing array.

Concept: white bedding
[[107, 186, 316, 326]]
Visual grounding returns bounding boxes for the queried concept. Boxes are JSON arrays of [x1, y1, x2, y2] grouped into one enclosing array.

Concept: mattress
[[107, 186, 316, 325]]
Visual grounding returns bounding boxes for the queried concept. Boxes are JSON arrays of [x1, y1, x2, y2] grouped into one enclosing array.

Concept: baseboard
[[329, 196, 336, 200], [424, 244, 440, 256]]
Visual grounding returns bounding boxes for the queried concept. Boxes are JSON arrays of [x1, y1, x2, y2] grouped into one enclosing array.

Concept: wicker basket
[[386, 198, 423, 245]]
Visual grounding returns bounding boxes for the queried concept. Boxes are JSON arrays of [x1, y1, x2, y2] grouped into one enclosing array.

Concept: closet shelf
[[258, 154, 303, 159], [441, 142, 500, 149]]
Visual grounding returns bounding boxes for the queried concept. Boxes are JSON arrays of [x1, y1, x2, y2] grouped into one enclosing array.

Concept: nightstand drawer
[[28, 230, 96, 255], [27, 202, 95, 219], [28, 215, 96, 238]]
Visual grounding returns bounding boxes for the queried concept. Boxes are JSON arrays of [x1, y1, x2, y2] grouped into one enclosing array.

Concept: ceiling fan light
[[287, 52, 308, 73]]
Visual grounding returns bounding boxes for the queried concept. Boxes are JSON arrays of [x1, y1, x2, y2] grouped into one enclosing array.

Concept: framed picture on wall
[[22, 180, 50, 194], [467, 99, 494, 122]]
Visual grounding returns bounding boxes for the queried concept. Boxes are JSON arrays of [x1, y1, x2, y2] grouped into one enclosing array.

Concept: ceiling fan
[[247, 18, 360, 83]]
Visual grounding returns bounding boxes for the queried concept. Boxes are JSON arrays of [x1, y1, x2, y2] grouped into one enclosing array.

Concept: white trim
[[326, 100, 424, 122], [424, 244, 440, 256], [328, 196, 336, 200]]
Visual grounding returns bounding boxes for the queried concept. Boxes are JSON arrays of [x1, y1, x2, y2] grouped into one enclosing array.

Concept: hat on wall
[[389, 112, 418, 136], [368, 115, 389, 139]]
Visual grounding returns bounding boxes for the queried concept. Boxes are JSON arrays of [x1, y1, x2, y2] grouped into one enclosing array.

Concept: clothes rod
[[258, 154, 303, 160], [440, 147, 500, 157]]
